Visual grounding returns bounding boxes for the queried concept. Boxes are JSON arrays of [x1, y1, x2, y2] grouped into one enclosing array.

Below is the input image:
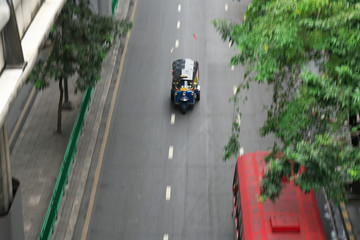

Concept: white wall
[[0, 0, 10, 72], [0, 37, 4, 71], [0, 0, 42, 72], [0, 0, 111, 72], [14, 0, 42, 38]]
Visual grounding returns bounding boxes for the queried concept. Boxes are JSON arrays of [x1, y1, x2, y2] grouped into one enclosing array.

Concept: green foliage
[[28, 0, 132, 91], [224, 120, 241, 160], [261, 134, 353, 204], [214, 0, 360, 203], [27, 0, 131, 133]]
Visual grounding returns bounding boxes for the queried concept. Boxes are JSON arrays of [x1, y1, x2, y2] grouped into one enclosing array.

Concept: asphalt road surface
[[83, 0, 276, 239]]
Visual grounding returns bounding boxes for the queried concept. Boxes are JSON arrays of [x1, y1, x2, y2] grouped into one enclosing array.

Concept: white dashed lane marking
[[178, 4, 181, 12], [166, 186, 171, 200], [168, 146, 174, 159], [175, 40, 179, 48], [177, 21, 181, 29], [239, 147, 244, 156], [236, 114, 241, 125], [163, 234, 169, 240], [225, 3, 228, 11], [171, 113, 175, 125], [233, 85, 237, 95], [231, 65, 235, 71]]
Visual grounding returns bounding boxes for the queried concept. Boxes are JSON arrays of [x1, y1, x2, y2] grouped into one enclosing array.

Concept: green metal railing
[[38, 87, 93, 240], [38, 3, 119, 238], [112, 0, 119, 16]]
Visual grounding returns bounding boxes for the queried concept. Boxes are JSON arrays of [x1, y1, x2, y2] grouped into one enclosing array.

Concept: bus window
[[236, 190, 240, 217], [236, 191, 242, 240], [233, 174, 239, 195], [233, 170, 244, 240], [233, 175, 239, 218], [239, 223, 243, 240]]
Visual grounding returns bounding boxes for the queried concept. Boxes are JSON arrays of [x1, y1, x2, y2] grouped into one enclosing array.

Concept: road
[[81, 0, 277, 239]]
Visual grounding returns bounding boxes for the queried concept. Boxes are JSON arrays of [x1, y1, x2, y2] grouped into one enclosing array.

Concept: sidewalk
[[10, 76, 83, 240], [9, 1, 132, 239]]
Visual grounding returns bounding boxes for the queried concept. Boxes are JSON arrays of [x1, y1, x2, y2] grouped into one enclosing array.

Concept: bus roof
[[236, 151, 326, 240]]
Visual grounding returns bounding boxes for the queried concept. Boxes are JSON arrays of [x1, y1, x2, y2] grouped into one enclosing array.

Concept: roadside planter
[[0, 178, 25, 240]]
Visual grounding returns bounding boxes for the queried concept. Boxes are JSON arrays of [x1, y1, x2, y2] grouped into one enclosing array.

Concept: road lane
[[84, 0, 275, 239]]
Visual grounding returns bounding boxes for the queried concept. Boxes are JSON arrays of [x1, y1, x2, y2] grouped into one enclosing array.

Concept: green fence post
[[112, 0, 119, 16]]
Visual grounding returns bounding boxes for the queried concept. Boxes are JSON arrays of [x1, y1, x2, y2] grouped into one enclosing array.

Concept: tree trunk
[[57, 78, 63, 134], [64, 78, 69, 103], [62, 78, 72, 110]]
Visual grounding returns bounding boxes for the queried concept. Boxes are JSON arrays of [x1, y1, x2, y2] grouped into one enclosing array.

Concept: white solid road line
[[166, 186, 171, 200], [225, 3, 228, 11], [178, 4, 181, 12], [168, 146, 174, 159], [177, 20, 181, 29], [164, 234, 169, 240], [175, 40, 179, 48], [171, 113, 175, 125]]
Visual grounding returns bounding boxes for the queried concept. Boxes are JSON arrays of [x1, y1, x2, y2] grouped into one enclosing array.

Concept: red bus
[[232, 151, 326, 240]]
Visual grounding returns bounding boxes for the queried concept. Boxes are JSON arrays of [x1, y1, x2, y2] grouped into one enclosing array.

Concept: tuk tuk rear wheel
[[197, 92, 200, 101], [171, 92, 174, 102], [181, 103, 186, 114]]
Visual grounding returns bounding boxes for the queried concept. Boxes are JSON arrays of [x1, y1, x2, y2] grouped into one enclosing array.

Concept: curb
[[340, 201, 356, 240]]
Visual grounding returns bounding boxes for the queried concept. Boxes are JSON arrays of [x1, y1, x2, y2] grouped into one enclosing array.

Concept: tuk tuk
[[170, 59, 200, 114]]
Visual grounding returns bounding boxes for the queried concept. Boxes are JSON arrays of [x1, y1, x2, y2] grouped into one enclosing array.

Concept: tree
[[28, 0, 132, 133], [213, 0, 360, 203]]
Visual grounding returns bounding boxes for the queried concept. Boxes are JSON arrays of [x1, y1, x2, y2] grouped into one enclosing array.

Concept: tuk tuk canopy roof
[[172, 59, 198, 81]]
